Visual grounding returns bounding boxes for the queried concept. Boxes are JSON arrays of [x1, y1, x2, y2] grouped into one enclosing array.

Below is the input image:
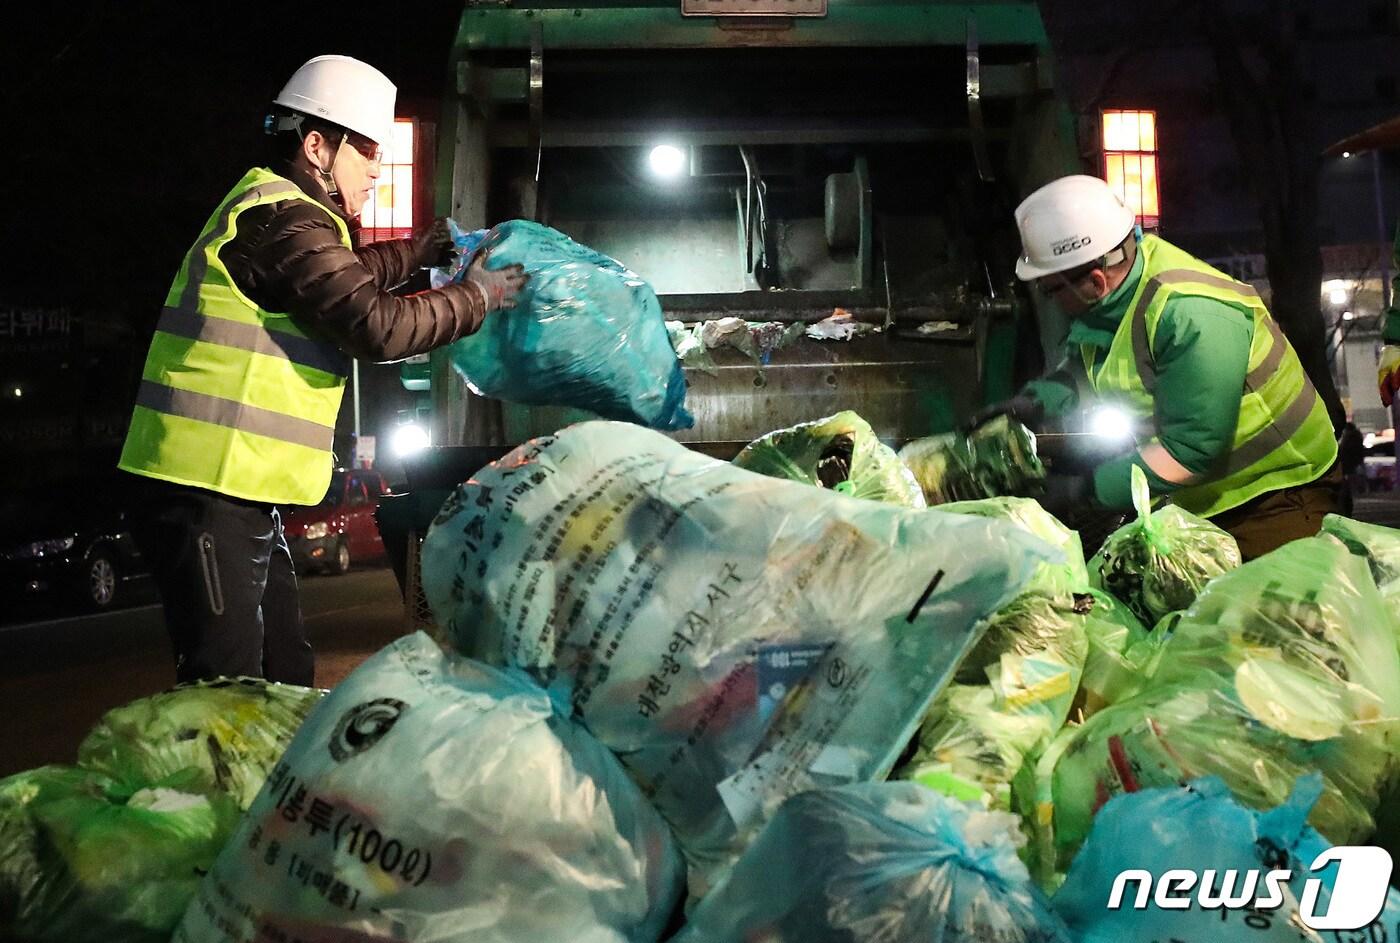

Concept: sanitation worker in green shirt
[[979, 175, 1340, 560], [1374, 226, 1400, 409]]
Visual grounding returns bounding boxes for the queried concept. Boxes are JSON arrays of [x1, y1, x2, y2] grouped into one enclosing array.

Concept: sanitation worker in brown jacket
[[119, 55, 526, 685]]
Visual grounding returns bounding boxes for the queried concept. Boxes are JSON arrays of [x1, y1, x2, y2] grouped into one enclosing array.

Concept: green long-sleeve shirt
[[1021, 248, 1255, 509], [1383, 222, 1400, 344]]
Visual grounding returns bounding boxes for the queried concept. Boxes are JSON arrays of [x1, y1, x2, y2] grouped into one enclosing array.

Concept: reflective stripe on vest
[[1081, 235, 1336, 518], [155, 306, 349, 378], [134, 380, 335, 451], [119, 168, 352, 505]]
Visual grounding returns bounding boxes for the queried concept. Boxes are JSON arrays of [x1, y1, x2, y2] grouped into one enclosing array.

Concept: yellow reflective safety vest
[[1080, 235, 1337, 519], [119, 168, 352, 505]]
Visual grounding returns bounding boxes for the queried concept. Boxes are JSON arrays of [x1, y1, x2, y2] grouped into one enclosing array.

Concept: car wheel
[[84, 550, 120, 610], [328, 540, 351, 576]]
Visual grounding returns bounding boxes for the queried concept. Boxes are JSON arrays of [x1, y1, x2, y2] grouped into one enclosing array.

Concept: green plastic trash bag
[[421, 420, 1051, 897], [77, 676, 323, 810], [898, 592, 1092, 808], [897, 683, 1058, 809], [1152, 536, 1400, 745], [1322, 513, 1400, 632], [955, 592, 1091, 723], [174, 632, 684, 943], [899, 417, 1045, 507], [1, 765, 240, 943], [1089, 467, 1241, 627], [1076, 590, 1157, 717], [673, 782, 1073, 943], [894, 498, 1092, 806], [442, 219, 693, 430], [1024, 677, 1391, 890], [732, 411, 926, 508], [940, 496, 1088, 598], [1053, 775, 1400, 943]]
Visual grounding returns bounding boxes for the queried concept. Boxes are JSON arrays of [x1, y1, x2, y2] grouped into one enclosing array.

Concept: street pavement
[[0, 565, 406, 778]]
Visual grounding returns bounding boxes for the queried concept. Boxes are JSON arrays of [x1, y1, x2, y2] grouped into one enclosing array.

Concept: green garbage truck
[[379, 0, 1085, 612]]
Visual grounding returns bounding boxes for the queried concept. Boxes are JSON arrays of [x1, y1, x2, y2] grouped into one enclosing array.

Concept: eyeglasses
[[1034, 272, 1087, 299], [344, 133, 384, 165]]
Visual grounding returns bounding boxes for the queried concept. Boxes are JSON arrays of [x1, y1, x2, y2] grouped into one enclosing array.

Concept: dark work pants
[[127, 476, 314, 685], [1210, 462, 1345, 562]]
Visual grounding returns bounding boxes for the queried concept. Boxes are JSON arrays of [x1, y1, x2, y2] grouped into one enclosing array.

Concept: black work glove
[[962, 394, 1046, 436], [465, 250, 529, 313], [411, 216, 457, 269], [1037, 472, 1093, 520]]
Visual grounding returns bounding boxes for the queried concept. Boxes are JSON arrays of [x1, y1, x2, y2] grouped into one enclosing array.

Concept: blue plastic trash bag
[[439, 219, 693, 430], [421, 421, 1051, 897], [673, 782, 1074, 943], [1053, 775, 1400, 942], [173, 632, 684, 943]]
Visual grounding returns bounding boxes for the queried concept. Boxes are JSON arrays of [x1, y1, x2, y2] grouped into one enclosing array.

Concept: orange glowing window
[[1102, 110, 1159, 229], [359, 119, 416, 243]]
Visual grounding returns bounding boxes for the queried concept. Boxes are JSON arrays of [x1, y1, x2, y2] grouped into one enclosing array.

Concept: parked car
[[282, 469, 391, 575], [0, 480, 151, 612]]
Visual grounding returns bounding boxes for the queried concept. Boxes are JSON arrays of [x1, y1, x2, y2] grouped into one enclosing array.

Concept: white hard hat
[[274, 55, 396, 146], [1014, 175, 1136, 281]]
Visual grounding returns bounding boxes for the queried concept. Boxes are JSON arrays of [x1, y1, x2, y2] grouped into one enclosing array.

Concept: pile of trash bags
[[421, 420, 1049, 896], [17, 404, 1400, 943], [1026, 533, 1400, 885], [732, 410, 925, 508], [0, 678, 321, 942], [899, 416, 1045, 506], [436, 220, 693, 431]]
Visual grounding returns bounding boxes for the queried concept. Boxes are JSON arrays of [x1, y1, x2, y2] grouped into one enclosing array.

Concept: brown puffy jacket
[[219, 162, 486, 363]]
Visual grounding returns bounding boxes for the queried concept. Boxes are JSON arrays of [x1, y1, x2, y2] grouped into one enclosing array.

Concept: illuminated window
[[359, 118, 416, 243], [1101, 109, 1159, 230]]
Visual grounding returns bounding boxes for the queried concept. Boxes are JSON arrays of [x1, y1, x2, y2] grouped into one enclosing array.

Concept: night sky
[[6, 1, 462, 309]]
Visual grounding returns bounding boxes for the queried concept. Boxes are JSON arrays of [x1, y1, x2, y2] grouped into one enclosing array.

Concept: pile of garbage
[[420, 420, 1049, 896], [12, 411, 1400, 943]]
